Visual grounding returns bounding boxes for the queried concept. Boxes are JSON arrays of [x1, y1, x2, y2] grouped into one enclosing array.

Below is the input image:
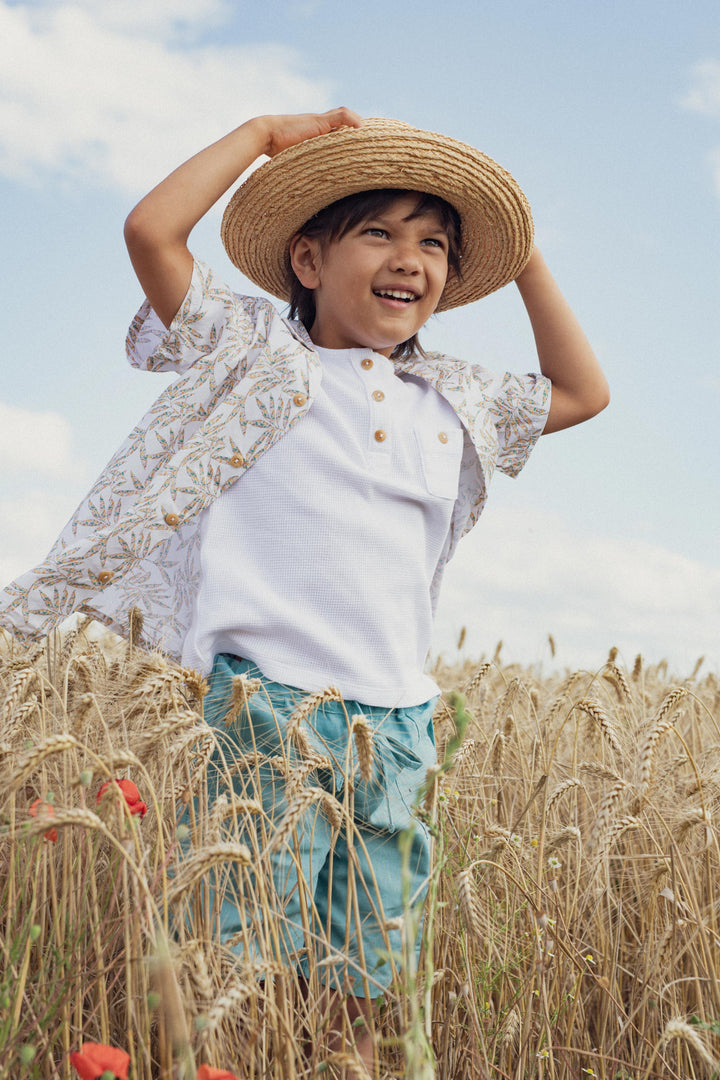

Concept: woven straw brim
[[221, 118, 533, 312]]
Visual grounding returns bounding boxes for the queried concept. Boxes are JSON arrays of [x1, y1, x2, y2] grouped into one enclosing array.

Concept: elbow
[[586, 379, 610, 420], [124, 204, 155, 255]]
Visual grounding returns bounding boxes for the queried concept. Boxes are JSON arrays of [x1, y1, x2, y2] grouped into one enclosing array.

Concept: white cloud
[[0, 400, 87, 480], [681, 60, 720, 117], [681, 61, 720, 197], [0, 488, 80, 585], [69, 0, 232, 33], [432, 506, 720, 675], [0, 1, 332, 193]]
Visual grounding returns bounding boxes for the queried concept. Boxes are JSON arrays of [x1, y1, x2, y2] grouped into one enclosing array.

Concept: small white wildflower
[[547, 855, 561, 869]]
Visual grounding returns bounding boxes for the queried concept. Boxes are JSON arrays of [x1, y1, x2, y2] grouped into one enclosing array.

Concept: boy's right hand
[[257, 107, 364, 158]]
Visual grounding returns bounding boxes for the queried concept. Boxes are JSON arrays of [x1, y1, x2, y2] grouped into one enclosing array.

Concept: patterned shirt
[[0, 258, 551, 661]]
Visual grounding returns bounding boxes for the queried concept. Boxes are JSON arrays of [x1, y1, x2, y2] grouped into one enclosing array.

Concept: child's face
[[290, 194, 450, 357]]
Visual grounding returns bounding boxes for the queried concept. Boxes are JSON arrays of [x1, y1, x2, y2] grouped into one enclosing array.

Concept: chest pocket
[[415, 426, 463, 500]]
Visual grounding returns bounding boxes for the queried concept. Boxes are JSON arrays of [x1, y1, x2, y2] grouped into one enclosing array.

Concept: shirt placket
[[357, 352, 393, 475]]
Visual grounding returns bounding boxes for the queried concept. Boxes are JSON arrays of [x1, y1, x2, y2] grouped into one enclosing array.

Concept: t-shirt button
[[164, 512, 180, 526], [98, 570, 114, 585], [372, 390, 385, 402], [438, 431, 449, 444], [229, 453, 244, 467], [293, 392, 307, 407], [361, 358, 374, 370], [374, 429, 387, 442]]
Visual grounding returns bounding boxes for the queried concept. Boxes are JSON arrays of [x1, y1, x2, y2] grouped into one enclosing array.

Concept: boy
[[0, 108, 608, 1072]]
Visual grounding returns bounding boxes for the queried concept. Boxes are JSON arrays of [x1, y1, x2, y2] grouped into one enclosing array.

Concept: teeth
[[374, 290, 416, 302]]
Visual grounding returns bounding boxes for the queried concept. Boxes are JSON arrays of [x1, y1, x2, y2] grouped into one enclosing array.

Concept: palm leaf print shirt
[[0, 259, 551, 666]]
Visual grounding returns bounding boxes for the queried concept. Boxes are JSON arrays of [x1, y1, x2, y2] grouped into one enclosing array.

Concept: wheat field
[[1, 618, 719, 1079]]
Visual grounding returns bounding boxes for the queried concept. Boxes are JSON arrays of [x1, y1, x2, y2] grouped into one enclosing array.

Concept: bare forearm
[[123, 119, 271, 326], [123, 107, 363, 327], [125, 119, 270, 250], [515, 248, 609, 434]]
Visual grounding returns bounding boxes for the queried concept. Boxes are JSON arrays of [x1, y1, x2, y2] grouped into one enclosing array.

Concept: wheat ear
[[351, 714, 374, 783]]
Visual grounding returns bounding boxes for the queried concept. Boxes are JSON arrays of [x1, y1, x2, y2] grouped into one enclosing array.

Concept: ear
[[289, 233, 323, 289]]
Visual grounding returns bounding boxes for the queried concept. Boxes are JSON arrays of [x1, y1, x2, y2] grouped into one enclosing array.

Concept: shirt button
[[164, 512, 180, 526], [374, 429, 387, 442], [361, 358, 374, 370], [229, 453, 244, 467], [438, 431, 449, 444], [372, 390, 385, 402], [98, 571, 114, 585], [293, 392, 307, 407]]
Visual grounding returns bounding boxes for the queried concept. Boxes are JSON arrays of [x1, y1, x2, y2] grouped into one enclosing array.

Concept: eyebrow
[[364, 211, 449, 235]]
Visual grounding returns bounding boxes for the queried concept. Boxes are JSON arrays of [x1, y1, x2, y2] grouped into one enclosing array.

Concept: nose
[[387, 241, 422, 274]]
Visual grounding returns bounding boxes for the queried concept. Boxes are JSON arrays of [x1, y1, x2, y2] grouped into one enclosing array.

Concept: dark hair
[[286, 189, 463, 360]]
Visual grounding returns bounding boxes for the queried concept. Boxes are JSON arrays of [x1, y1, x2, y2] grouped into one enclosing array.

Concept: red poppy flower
[[69, 1042, 130, 1080], [196, 1067, 241, 1080], [97, 779, 147, 818], [28, 798, 57, 842]]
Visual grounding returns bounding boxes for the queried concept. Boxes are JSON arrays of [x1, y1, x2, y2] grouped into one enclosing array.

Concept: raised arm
[[123, 107, 363, 328], [515, 248, 609, 434]]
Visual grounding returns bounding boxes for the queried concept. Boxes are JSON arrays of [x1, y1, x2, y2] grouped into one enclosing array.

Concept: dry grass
[[2, 623, 720, 1079]]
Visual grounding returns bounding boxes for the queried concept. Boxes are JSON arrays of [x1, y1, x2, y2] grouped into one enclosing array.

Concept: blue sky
[[1, 0, 719, 674]]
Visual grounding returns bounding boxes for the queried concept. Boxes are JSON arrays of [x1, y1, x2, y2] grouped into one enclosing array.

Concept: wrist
[[515, 246, 543, 282], [239, 116, 275, 159]]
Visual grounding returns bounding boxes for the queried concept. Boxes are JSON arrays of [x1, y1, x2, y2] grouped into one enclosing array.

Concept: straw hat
[[221, 117, 533, 312]]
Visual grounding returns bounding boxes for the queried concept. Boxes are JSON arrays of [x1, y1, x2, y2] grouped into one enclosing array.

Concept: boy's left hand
[[515, 248, 609, 433]]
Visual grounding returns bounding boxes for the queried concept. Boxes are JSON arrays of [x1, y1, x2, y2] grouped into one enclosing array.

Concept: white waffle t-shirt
[[181, 346, 464, 707]]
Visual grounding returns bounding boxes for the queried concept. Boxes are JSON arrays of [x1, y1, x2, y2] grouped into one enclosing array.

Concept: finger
[[322, 106, 364, 130]]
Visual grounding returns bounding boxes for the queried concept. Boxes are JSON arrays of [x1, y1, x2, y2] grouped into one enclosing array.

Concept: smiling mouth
[[373, 289, 418, 303]]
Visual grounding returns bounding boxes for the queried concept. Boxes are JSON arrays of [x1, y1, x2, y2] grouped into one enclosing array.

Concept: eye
[[421, 237, 446, 250], [364, 227, 389, 238]]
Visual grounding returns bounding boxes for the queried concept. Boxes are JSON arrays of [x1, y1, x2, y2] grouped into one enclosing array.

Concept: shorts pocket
[[415, 426, 463, 500]]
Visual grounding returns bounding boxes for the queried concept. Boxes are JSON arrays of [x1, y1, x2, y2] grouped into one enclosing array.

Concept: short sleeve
[[490, 372, 552, 477], [125, 257, 238, 374]]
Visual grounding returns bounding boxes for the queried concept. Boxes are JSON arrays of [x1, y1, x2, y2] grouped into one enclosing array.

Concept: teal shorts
[[201, 653, 438, 996]]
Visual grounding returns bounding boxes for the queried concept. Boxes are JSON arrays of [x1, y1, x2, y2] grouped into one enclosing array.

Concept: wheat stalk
[[10, 733, 81, 787], [463, 662, 492, 696], [545, 825, 581, 854], [289, 686, 343, 730], [662, 1017, 719, 1073], [546, 777, 581, 814], [501, 1005, 521, 1049], [457, 868, 484, 946], [285, 753, 334, 797], [351, 714, 374, 783], [21, 807, 107, 839], [602, 662, 632, 701], [1, 667, 37, 724], [590, 779, 627, 846], [593, 815, 641, 863], [637, 692, 688, 801], [575, 699, 622, 754], [168, 842, 252, 902], [492, 677, 521, 727], [265, 787, 325, 853], [490, 729, 505, 775]]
